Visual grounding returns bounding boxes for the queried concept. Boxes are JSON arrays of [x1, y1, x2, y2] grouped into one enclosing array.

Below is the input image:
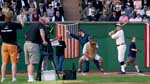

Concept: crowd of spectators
[[0, 0, 150, 22], [0, 0, 64, 22], [82, 0, 150, 22]]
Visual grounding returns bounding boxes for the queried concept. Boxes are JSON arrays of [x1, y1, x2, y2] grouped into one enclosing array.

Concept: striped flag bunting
[[56, 23, 79, 59], [144, 23, 150, 67]]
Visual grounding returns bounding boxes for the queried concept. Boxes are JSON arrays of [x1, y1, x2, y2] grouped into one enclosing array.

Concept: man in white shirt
[[134, 13, 142, 22], [108, 23, 126, 74]]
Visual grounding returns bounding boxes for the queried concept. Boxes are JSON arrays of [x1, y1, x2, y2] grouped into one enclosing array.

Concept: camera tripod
[[36, 45, 60, 81]]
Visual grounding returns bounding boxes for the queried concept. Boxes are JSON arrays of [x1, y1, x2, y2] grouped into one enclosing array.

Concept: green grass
[[79, 75, 150, 82], [1, 74, 150, 84]]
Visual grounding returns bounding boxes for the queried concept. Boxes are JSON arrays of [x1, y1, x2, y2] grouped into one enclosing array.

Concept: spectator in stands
[[16, 0, 29, 10], [52, 10, 64, 22], [135, 7, 145, 16], [31, 8, 40, 21], [103, 0, 112, 16], [119, 11, 129, 22], [49, 0, 60, 8], [10, 2, 20, 16], [146, 6, 150, 17], [0, 8, 5, 21], [143, 5, 148, 13], [93, 0, 103, 21], [83, 2, 96, 21], [122, 0, 134, 10], [22, 6, 30, 21], [109, 11, 119, 21], [134, 13, 143, 22], [82, 0, 92, 9], [112, 1, 121, 20], [45, 0, 52, 7], [142, 0, 150, 8], [99, 10, 109, 21], [2, 1, 10, 15], [17, 9, 29, 22], [28, 0, 38, 8], [134, 0, 142, 9], [46, 4, 54, 21], [142, 15, 149, 22], [42, 12, 50, 22], [54, 3, 64, 16], [28, 3, 36, 16], [129, 13, 136, 22], [37, 2, 46, 17], [125, 3, 134, 17]]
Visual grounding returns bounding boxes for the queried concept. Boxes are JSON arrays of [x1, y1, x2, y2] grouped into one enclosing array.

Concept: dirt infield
[[62, 72, 150, 84], [77, 71, 148, 77]]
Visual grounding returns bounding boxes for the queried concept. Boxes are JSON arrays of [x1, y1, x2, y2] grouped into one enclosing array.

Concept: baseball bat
[[121, 22, 128, 27]]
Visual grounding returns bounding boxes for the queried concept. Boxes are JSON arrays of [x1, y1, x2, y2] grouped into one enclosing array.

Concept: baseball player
[[108, 23, 126, 74], [124, 37, 143, 73], [77, 36, 104, 73]]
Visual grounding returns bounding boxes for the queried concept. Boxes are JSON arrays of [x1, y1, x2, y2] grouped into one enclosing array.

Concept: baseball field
[[1, 72, 150, 84]]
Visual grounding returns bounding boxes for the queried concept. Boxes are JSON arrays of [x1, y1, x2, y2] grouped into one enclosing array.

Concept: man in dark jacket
[[68, 29, 90, 72]]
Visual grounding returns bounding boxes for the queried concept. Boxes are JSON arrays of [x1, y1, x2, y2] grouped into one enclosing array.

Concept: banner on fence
[[56, 23, 79, 59]]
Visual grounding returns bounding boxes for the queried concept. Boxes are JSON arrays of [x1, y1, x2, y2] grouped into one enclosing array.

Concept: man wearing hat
[[108, 23, 126, 74], [78, 36, 104, 73], [124, 3, 134, 17], [119, 11, 129, 22], [68, 29, 90, 72]]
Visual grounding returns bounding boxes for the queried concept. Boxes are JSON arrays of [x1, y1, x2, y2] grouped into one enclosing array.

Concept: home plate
[[103, 72, 108, 75], [136, 73, 145, 76], [81, 72, 88, 76]]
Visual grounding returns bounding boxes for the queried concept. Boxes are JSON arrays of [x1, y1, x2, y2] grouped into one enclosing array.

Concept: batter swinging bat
[[108, 22, 128, 35]]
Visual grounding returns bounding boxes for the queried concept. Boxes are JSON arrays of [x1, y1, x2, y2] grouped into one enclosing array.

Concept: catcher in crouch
[[77, 36, 104, 73]]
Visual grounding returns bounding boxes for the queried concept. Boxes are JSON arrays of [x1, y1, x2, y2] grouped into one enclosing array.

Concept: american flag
[[144, 23, 150, 67], [56, 23, 79, 59]]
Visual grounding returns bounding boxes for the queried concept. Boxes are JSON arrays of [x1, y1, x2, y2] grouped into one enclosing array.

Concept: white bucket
[[41, 70, 56, 81]]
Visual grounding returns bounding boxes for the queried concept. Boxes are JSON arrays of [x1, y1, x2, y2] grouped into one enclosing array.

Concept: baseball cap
[[88, 36, 93, 39], [88, 2, 92, 4], [116, 23, 121, 26], [121, 11, 125, 15], [79, 29, 84, 32], [126, 3, 130, 6], [39, 17, 46, 23]]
